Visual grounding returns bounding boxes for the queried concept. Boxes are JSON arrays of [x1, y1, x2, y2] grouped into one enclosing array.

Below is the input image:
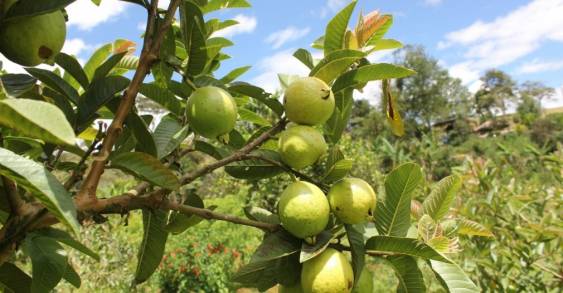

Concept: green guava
[[186, 86, 238, 139], [0, 0, 67, 66], [284, 77, 335, 125], [352, 268, 374, 293], [327, 178, 376, 224], [278, 181, 329, 239], [279, 283, 304, 293], [301, 248, 354, 293], [278, 125, 327, 170]]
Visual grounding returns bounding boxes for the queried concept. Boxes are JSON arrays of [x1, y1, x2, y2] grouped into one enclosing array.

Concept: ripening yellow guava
[[284, 77, 335, 125], [327, 178, 376, 224], [301, 248, 354, 293], [278, 125, 327, 170], [0, 0, 67, 66], [186, 86, 238, 139], [279, 283, 305, 293], [352, 268, 374, 293], [278, 181, 329, 239]]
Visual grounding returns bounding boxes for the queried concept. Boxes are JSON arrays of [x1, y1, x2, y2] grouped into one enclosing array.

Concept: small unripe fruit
[[284, 77, 335, 125], [278, 125, 327, 170], [352, 268, 374, 293], [328, 178, 376, 224], [0, 0, 67, 66], [301, 248, 354, 293], [278, 181, 329, 239], [186, 86, 238, 139]]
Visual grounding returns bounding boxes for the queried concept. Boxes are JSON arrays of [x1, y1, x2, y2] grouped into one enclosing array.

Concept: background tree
[[474, 69, 516, 119], [394, 45, 470, 131], [516, 81, 555, 125]]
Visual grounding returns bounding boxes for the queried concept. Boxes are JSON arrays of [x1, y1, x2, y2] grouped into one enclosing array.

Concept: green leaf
[[382, 79, 405, 136], [300, 231, 333, 263], [206, 18, 238, 37], [4, 0, 74, 19], [312, 35, 325, 50], [423, 175, 462, 221], [111, 152, 179, 189], [139, 83, 183, 116], [430, 260, 479, 293], [293, 48, 315, 69], [22, 234, 68, 293], [0, 263, 31, 293], [55, 53, 90, 90], [25, 68, 80, 104], [0, 74, 36, 98], [332, 63, 416, 93], [194, 140, 225, 160], [232, 231, 300, 290], [202, 0, 250, 13], [134, 209, 169, 285], [225, 149, 284, 180], [229, 82, 284, 116], [220, 66, 251, 84], [324, 88, 354, 143], [0, 99, 76, 146], [180, 1, 207, 76], [345, 224, 366, 288], [387, 256, 426, 293], [369, 38, 403, 52], [375, 163, 423, 237], [244, 206, 280, 225], [457, 218, 494, 237], [417, 214, 441, 242], [165, 192, 206, 234], [152, 115, 189, 159], [322, 159, 353, 183], [324, 0, 357, 55], [83, 44, 112, 81], [77, 76, 130, 125], [238, 108, 271, 126], [365, 236, 450, 262], [0, 148, 79, 233], [310, 49, 366, 84], [152, 23, 175, 87], [92, 52, 127, 81], [127, 113, 158, 156], [62, 264, 81, 288], [35, 228, 99, 261], [364, 15, 394, 47]]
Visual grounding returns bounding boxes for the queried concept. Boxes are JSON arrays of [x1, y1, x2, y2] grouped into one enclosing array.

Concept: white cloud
[[439, 0, 563, 69], [66, 0, 126, 30], [251, 49, 310, 92], [319, 0, 348, 18], [62, 38, 90, 56], [265, 26, 311, 49], [137, 22, 147, 31], [448, 61, 480, 84], [212, 15, 257, 38], [158, 0, 171, 9], [424, 0, 443, 6], [545, 86, 563, 108], [517, 59, 563, 74]]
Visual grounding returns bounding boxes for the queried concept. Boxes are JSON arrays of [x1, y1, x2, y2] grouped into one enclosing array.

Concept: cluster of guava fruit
[[276, 77, 377, 293], [0, 0, 67, 66]]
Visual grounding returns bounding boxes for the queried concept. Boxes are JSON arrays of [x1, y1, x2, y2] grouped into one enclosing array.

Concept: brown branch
[[75, 0, 182, 207]]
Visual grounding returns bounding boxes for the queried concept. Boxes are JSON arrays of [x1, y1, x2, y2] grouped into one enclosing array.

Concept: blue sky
[[2, 0, 563, 107]]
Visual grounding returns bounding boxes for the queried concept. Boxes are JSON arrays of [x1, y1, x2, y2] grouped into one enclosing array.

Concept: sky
[[2, 0, 563, 108]]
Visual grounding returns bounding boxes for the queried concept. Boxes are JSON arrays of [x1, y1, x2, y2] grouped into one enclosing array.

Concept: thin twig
[[75, 0, 182, 206]]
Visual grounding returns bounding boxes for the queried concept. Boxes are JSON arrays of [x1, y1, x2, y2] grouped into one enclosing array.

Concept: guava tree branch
[[75, 0, 181, 207]]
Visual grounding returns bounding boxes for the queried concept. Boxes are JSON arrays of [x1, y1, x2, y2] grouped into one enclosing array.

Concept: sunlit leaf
[[382, 79, 404, 136]]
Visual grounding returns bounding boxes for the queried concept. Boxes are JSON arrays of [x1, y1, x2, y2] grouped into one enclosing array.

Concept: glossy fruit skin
[[284, 77, 335, 125], [186, 86, 238, 139], [0, 0, 66, 66], [279, 283, 305, 293], [328, 178, 376, 224], [278, 125, 327, 170], [278, 181, 329, 239], [301, 248, 354, 293], [352, 268, 374, 293]]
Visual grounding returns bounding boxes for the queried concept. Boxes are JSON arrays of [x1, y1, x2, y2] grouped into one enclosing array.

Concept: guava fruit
[[279, 283, 305, 293], [327, 178, 376, 224], [186, 86, 238, 139], [301, 248, 354, 293], [0, 0, 67, 66], [278, 125, 327, 170], [278, 181, 330, 239], [284, 77, 335, 125], [352, 268, 374, 293]]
